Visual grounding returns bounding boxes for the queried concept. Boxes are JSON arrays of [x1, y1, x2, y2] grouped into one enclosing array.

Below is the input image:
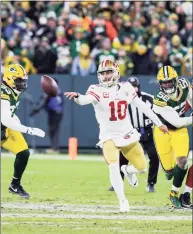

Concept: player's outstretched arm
[[131, 96, 168, 133], [64, 92, 95, 105], [1, 100, 45, 137], [153, 104, 193, 128]]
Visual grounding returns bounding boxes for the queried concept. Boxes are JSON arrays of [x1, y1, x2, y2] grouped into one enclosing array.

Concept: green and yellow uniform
[[1, 82, 28, 154], [153, 77, 190, 171]]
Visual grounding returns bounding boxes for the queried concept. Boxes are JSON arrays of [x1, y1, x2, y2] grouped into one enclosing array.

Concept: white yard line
[[2, 151, 192, 161], [1, 212, 191, 221]]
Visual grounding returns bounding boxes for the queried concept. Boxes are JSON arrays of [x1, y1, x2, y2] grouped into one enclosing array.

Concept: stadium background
[[1, 1, 192, 151]]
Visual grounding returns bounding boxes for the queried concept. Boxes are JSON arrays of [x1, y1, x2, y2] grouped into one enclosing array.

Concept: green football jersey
[[153, 78, 190, 130], [1, 82, 21, 117]]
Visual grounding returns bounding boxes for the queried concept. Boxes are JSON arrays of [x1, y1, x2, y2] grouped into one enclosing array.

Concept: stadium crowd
[[1, 1, 192, 77]]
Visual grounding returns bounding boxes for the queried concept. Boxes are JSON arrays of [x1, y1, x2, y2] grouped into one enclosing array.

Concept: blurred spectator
[[95, 37, 117, 66], [1, 39, 14, 75], [71, 43, 96, 77], [1, 1, 192, 75], [168, 35, 188, 75], [33, 37, 57, 74], [182, 48, 193, 76], [30, 79, 64, 153], [4, 48, 37, 74], [148, 46, 169, 74], [117, 47, 134, 77], [69, 27, 89, 59], [132, 45, 151, 74]]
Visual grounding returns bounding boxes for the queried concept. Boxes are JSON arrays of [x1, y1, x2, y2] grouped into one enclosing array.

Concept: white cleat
[[121, 165, 139, 188], [119, 199, 130, 213]]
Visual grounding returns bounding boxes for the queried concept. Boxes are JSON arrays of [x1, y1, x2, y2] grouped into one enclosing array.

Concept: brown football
[[41, 75, 58, 97]]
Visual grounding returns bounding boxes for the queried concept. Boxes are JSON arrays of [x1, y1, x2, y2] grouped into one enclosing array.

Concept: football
[[41, 75, 58, 97]]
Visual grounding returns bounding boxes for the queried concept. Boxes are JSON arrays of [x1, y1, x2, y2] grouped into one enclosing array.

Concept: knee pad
[[178, 157, 188, 169]]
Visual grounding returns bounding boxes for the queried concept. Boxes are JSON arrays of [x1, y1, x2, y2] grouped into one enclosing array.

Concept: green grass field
[[1, 154, 192, 234]]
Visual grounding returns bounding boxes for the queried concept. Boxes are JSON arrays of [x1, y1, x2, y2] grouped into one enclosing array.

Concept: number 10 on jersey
[[109, 101, 127, 121]]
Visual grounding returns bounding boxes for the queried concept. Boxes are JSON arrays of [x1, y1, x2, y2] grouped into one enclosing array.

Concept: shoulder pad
[[1, 84, 11, 101], [153, 91, 169, 106], [178, 78, 190, 89]]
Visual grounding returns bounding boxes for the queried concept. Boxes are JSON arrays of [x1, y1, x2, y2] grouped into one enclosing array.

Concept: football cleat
[[146, 183, 156, 192], [169, 190, 182, 208], [179, 192, 193, 209], [9, 184, 30, 199], [119, 199, 130, 213], [121, 165, 138, 188]]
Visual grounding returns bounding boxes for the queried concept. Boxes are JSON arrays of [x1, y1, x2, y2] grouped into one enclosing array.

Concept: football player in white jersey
[[65, 60, 168, 212]]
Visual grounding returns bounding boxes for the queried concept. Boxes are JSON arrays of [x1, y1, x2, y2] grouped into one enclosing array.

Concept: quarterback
[[65, 60, 168, 212], [153, 65, 192, 208], [1, 64, 45, 199]]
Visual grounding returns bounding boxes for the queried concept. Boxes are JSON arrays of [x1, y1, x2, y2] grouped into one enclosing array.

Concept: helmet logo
[[9, 67, 17, 72]]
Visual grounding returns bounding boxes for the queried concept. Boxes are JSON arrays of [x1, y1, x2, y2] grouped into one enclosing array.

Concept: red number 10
[[109, 101, 127, 121]]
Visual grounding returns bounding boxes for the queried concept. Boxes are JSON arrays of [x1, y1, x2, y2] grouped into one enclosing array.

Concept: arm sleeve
[[1, 99, 28, 133], [75, 85, 100, 105], [153, 104, 192, 128], [131, 96, 163, 127], [74, 94, 97, 105], [187, 87, 192, 109]]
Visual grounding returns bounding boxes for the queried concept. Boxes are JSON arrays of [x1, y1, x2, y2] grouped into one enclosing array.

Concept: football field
[[1, 153, 192, 234]]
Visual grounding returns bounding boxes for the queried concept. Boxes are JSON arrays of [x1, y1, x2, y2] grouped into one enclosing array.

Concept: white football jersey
[[85, 82, 141, 147]]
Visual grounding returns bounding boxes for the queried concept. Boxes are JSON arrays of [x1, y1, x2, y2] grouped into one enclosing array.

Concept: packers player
[[1, 64, 45, 199], [153, 65, 192, 208]]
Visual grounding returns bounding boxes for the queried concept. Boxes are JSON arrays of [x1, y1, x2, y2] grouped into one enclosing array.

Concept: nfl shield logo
[[103, 92, 109, 98]]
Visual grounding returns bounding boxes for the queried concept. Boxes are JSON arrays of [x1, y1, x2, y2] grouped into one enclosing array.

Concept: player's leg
[[179, 165, 193, 209], [145, 142, 159, 192], [171, 128, 189, 208], [103, 140, 129, 212], [120, 141, 147, 187], [1, 128, 30, 199], [153, 126, 182, 208], [108, 152, 128, 191]]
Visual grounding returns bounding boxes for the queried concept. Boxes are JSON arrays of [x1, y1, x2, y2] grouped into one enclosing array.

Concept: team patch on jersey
[[103, 92, 109, 98], [153, 99, 167, 107]]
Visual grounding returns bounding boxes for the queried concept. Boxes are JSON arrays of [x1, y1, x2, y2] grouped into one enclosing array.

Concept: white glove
[[26, 127, 45, 137]]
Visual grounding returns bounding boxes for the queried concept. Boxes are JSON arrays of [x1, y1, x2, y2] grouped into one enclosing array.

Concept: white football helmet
[[97, 59, 120, 88]]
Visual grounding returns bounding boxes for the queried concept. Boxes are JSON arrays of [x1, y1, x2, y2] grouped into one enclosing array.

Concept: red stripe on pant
[[186, 165, 193, 188]]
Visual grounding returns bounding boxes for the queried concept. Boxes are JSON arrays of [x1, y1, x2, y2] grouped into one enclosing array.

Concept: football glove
[[26, 127, 45, 137]]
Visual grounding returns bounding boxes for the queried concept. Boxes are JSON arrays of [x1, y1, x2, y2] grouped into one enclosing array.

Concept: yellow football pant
[[102, 140, 147, 171], [1, 128, 28, 155], [154, 126, 189, 171]]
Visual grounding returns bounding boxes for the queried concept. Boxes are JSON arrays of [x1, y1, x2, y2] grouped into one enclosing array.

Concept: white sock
[[109, 162, 127, 202], [183, 185, 192, 194], [125, 165, 139, 174], [172, 185, 180, 192]]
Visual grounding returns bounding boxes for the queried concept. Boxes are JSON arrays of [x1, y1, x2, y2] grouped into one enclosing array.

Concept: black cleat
[[108, 186, 115, 191], [9, 184, 30, 199], [179, 192, 193, 209], [146, 183, 156, 192]]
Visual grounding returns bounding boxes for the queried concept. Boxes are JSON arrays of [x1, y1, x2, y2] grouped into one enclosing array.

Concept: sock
[[125, 165, 139, 174], [183, 185, 192, 194], [172, 164, 188, 188], [11, 149, 30, 185], [109, 163, 127, 202], [185, 165, 193, 188], [172, 185, 180, 192]]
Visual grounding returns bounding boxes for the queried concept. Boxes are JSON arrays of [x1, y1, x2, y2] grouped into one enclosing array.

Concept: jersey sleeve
[[125, 82, 137, 101], [1, 85, 11, 101], [86, 85, 100, 102], [153, 91, 168, 107]]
